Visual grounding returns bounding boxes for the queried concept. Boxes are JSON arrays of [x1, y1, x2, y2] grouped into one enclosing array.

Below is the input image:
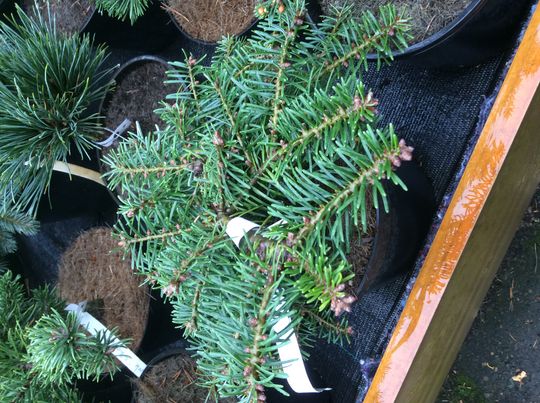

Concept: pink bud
[[213, 131, 224, 146]]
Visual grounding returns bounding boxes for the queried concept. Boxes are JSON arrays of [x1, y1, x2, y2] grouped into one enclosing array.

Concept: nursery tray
[[360, 4, 540, 402]]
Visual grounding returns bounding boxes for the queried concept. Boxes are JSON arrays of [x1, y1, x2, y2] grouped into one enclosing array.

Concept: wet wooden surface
[[365, 6, 540, 403]]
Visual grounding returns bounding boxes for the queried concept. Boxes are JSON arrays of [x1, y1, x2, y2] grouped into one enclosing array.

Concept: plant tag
[[226, 217, 330, 394], [66, 302, 147, 378], [96, 118, 132, 147], [225, 216, 260, 247], [273, 315, 331, 393]]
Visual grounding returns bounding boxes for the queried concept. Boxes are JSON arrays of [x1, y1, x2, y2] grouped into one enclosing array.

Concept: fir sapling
[[0, 270, 126, 402], [104, 1, 412, 400], [0, 5, 112, 216]]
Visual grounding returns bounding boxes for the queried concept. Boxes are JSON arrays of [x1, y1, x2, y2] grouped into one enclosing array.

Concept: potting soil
[[23, 0, 95, 34], [103, 61, 173, 136], [347, 195, 376, 295], [165, 0, 256, 43], [320, 0, 470, 43], [135, 352, 235, 403], [58, 227, 149, 351]]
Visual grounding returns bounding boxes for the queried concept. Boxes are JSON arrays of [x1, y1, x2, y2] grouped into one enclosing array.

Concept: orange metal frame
[[365, 5, 540, 402]]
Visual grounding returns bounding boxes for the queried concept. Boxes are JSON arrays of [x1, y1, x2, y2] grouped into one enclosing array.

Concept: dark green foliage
[[93, 0, 151, 24], [0, 5, 111, 216], [104, 1, 411, 400], [0, 270, 124, 402], [0, 202, 37, 257]]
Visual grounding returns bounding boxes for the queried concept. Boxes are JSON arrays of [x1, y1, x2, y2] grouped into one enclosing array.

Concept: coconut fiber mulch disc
[[58, 227, 149, 351], [165, 0, 256, 43]]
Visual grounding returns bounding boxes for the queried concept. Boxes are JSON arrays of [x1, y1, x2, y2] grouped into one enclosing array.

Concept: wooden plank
[[364, 6, 540, 403]]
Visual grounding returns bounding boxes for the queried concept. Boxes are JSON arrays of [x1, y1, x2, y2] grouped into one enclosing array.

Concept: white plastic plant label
[[226, 216, 260, 247], [66, 302, 147, 378], [226, 217, 330, 394], [96, 118, 132, 147], [273, 314, 331, 393]]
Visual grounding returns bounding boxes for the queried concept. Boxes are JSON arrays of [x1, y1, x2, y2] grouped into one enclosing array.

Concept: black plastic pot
[[16, 222, 175, 402], [133, 340, 329, 403], [16, 0, 97, 33], [312, 0, 532, 68], [130, 340, 191, 403], [79, 369, 133, 403], [356, 160, 435, 296], [83, 0, 178, 53], [78, 289, 179, 403], [96, 55, 170, 205], [161, 1, 259, 65]]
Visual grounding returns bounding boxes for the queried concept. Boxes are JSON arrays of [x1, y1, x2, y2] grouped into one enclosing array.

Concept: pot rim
[[132, 342, 192, 403], [310, 0, 487, 61], [96, 54, 170, 206], [20, 0, 97, 34], [58, 225, 153, 353], [377, 0, 487, 60]]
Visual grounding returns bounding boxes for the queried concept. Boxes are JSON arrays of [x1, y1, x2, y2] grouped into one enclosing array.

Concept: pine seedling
[[104, 1, 412, 400], [0, 5, 112, 217], [0, 270, 126, 402], [93, 0, 151, 24]]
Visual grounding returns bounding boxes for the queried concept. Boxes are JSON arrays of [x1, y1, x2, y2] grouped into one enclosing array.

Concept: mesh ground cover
[[308, 5, 537, 402]]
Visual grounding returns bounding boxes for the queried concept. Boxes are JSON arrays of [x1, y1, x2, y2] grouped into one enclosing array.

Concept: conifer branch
[[248, 87, 378, 187], [302, 309, 352, 338], [323, 23, 401, 73], [114, 161, 188, 176], [212, 80, 254, 168], [242, 266, 276, 401], [93, 0, 150, 24], [187, 280, 203, 333], [119, 228, 186, 246], [212, 142, 227, 211], [270, 27, 299, 134], [296, 151, 396, 241], [186, 56, 200, 106]]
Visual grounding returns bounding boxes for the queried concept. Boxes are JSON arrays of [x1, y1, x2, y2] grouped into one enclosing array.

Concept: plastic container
[[356, 161, 435, 296], [133, 340, 331, 403], [96, 55, 170, 205], [165, 4, 259, 47], [312, 0, 532, 68], [83, 0, 178, 53]]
